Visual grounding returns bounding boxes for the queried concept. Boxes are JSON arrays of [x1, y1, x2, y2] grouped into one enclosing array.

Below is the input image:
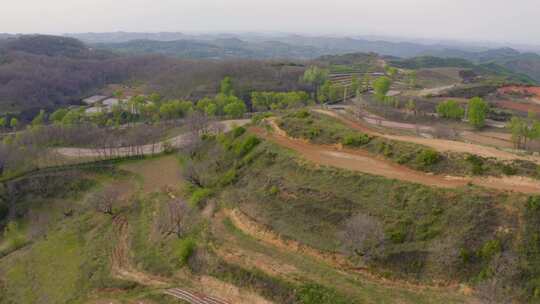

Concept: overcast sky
[[2, 0, 539, 45]]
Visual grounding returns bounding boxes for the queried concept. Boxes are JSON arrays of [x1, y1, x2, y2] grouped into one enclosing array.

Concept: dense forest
[[0, 35, 307, 120]]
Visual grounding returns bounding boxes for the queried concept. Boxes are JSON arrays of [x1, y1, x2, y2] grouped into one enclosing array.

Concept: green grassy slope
[[183, 126, 540, 302]]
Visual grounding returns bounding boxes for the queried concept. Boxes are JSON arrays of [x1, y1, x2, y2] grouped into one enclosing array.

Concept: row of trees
[[302, 66, 372, 104], [251, 91, 310, 111], [435, 97, 489, 129], [0, 117, 19, 130], [22, 77, 248, 131]]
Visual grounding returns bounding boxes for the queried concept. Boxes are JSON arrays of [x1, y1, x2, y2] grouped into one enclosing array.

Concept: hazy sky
[[2, 0, 539, 45]]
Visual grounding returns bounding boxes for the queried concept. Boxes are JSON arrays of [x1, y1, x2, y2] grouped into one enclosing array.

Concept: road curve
[[56, 119, 250, 158], [165, 288, 231, 304], [252, 121, 540, 194]]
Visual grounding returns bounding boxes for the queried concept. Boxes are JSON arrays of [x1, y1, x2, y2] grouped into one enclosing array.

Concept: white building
[[82, 95, 107, 105]]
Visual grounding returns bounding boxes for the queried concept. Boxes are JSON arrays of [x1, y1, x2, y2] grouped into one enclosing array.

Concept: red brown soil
[[497, 86, 540, 112], [495, 100, 540, 114], [251, 124, 467, 189], [251, 121, 540, 194], [316, 109, 540, 164], [459, 131, 514, 149], [499, 86, 540, 99]]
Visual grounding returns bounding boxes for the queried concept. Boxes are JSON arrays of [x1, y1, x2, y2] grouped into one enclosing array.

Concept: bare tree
[[88, 187, 121, 215], [27, 209, 50, 239], [185, 112, 211, 136], [157, 199, 191, 238], [340, 213, 385, 263]]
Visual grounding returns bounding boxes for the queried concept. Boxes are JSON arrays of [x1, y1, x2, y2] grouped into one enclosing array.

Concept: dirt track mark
[[165, 288, 231, 304], [111, 216, 268, 304], [254, 120, 540, 194], [315, 109, 540, 164], [225, 209, 473, 295], [111, 216, 169, 287]]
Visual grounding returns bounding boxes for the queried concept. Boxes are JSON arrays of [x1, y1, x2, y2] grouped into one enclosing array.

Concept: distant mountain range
[[72, 33, 540, 82], [418, 48, 540, 82]]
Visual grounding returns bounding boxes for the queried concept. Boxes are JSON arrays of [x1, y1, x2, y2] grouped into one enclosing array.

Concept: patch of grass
[[415, 149, 440, 168], [174, 237, 197, 267], [234, 135, 261, 157], [190, 188, 213, 207], [278, 111, 540, 178], [0, 212, 128, 304], [186, 135, 520, 288], [298, 283, 349, 304], [342, 133, 372, 147]]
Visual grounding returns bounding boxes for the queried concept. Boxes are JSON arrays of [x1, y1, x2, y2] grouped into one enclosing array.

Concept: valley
[[2, 33, 540, 304]]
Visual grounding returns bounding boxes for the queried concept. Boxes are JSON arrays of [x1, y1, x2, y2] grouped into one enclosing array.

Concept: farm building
[[82, 95, 108, 105]]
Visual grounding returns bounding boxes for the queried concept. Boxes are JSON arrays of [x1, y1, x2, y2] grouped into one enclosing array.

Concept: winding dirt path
[[251, 121, 540, 194], [225, 209, 480, 303], [315, 109, 540, 164], [110, 216, 259, 304]]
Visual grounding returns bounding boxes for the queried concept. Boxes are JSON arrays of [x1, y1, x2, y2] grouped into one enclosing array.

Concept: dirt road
[[315, 109, 540, 164], [56, 119, 250, 158], [252, 122, 540, 194], [111, 214, 269, 304], [165, 288, 231, 304]]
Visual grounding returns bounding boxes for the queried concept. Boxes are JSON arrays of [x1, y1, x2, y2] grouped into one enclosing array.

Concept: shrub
[[234, 136, 261, 157], [297, 283, 348, 304], [479, 239, 502, 260], [501, 164, 517, 176], [251, 112, 272, 123], [219, 169, 237, 186], [466, 154, 485, 175], [294, 110, 310, 119], [416, 149, 440, 167], [307, 127, 322, 139], [176, 238, 197, 267], [342, 133, 371, 147], [189, 188, 212, 207], [231, 126, 246, 138], [268, 185, 279, 196], [528, 196, 540, 211]]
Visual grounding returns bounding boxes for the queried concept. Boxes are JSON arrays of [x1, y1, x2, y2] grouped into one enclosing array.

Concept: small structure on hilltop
[[82, 95, 108, 105]]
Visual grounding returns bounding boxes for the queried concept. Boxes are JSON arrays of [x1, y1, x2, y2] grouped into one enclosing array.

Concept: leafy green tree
[[140, 103, 159, 122], [507, 115, 540, 149], [220, 76, 234, 97], [61, 109, 82, 126], [204, 103, 218, 116], [302, 66, 329, 102], [302, 66, 329, 87], [467, 97, 489, 129], [224, 100, 247, 118], [385, 66, 398, 78], [159, 100, 193, 120], [9, 118, 19, 130], [436, 100, 464, 120], [50, 108, 68, 124], [406, 99, 417, 115], [31, 109, 46, 127], [89, 112, 107, 127], [149, 92, 162, 103], [0, 117, 6, 129], [373, 76, 391, 102]]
